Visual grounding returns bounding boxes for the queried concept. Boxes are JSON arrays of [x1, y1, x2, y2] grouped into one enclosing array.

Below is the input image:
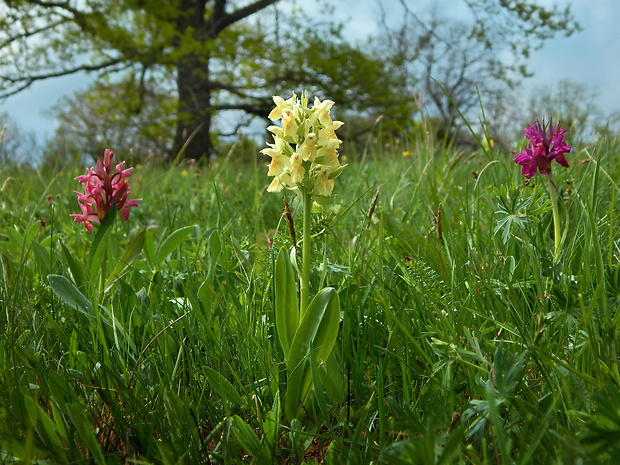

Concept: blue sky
[[1, 0, 618, 144], [328, 0, 620, 114], [526, 0, 620, 113]]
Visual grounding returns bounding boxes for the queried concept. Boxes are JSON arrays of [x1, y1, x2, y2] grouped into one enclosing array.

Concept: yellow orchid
[[261, 91, 345, 203]]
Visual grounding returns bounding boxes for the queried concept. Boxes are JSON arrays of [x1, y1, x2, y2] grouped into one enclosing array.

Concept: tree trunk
[[171, 0, 211, 161], [173, 53, 213, 161], [170, 0, 280, 161]]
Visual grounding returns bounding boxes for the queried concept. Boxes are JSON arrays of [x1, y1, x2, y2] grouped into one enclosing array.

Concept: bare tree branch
[[210, 0, 280, 36], [22, 0, 84, 18], [0, 19, 68, 49], [0, 58, 128, 99]]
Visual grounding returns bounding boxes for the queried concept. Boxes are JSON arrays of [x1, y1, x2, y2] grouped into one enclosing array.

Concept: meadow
[[1, 126, 619, 464]]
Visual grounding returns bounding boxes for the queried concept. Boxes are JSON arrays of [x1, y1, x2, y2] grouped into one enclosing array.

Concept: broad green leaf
[[321, 349, 345, 403], [23, 396, 68, 463], [156, 225, 196, 267], [32, 240, 52, 277], [197, 280, 213, 316], [66, 404, 107, 465], [203, 366, 244, 406], [208, 229, 222, 275], [6, 227, 24, 247], [310, 341, 330, 424], [232, 415, 270, 463], [143, 228, 155, 269], [285, 287, 340, 421], [104, 228, 146, 292], [60, 240, 86, 291], [48, 274, 93, 316], [275, 247, 299, 358]]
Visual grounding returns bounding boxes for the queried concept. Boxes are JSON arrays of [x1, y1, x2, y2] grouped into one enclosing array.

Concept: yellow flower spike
[[267, 158, 289, 177], [308, 98, 335, 128], [317, 102, 335, 126], [273, 136, 293, 156], [262, 91, 344, 199], [290, 152, 303, 166], [279, 172, 294, 189]]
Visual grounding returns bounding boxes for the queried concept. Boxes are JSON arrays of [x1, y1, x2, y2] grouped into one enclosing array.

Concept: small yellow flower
[[402, 150, 410, 157], [267, 176, 283, 192], [298, 133, 317, 161], [316, 147, 340, 169], [261, 147, 290, 177], [289, 153, 305, 183], [312, 167, 334, 197], [268, 95, 294, 121], [313, 98, 335, 126], [281, 108, 299, 141], [318, 126, 342, 150], [267, 125, 284, 138]]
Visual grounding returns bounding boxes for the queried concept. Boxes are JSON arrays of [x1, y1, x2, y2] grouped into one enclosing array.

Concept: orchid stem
[[547, 176, 562, 261], [300, 188, 312, 316]]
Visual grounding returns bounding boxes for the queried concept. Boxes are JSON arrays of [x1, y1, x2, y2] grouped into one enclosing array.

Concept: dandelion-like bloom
[[261, 92, 345, 200], [511, 119, 571, 177], [70, 149, 141, 232]]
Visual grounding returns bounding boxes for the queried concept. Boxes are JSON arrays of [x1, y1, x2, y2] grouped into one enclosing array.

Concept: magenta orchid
[[71, 149, 141, 232], [511, 119, 571, 177]]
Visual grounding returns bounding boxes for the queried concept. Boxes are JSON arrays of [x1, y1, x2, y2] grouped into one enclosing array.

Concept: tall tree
[[0, 0, 280, 160]]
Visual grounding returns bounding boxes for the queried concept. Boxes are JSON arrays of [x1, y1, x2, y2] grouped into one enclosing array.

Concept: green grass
[[1, 133, 619, 464]]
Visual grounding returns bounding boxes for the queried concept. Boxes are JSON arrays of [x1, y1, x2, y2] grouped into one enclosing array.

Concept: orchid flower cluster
[[261, 92, 346, 200], [511, 118, 571, 260], [511, 118, 571, 177], [71, 149, 141, 232]]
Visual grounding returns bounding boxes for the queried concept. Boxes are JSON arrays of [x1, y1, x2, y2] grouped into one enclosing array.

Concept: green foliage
[[44, 76, 176, 166], [491, 181, 550, 244], [284, 287, 340, 421], [0, 132, 619, 463], [275, 246, 299, 359]]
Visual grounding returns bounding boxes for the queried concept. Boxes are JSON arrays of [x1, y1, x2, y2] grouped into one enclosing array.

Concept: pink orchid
[[70, 149, 141, 231], [511, 118, 571, 177]]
